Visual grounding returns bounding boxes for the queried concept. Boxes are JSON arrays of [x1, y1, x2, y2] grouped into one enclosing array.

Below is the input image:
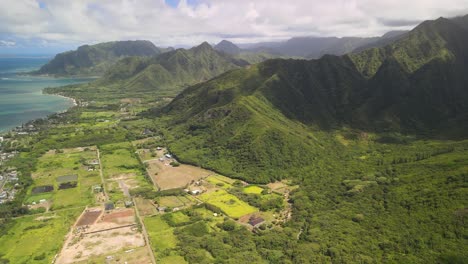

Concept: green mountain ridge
[[31, 40, 162, 76], [45, 42, 248, 100], [164, 17, 468, 134], [156, 16, 468, 183]]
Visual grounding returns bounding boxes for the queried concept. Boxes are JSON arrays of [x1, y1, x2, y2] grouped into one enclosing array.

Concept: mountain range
[[30, 40, 164, 76], [157, 15, 468, 181], [236, 31, 408, 58]]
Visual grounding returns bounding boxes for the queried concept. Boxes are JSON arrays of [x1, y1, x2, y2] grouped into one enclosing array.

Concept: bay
[[0, 56, 94, 132]]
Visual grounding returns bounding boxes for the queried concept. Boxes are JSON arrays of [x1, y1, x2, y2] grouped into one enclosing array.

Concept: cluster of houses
[[0, 150, 18, 165], [11, 124, 39, 136], [0, 170, 19, 204]]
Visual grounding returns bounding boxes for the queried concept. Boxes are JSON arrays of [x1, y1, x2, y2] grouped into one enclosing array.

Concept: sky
[[0, 0, 468, 54]]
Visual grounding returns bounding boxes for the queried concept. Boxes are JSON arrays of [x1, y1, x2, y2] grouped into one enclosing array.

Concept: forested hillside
[[142, 16, 468, 262], [31, 40, 162, 76]]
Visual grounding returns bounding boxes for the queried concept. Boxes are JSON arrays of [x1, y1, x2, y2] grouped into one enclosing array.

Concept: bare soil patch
[[147, 159, 212, 190], [101, 208, 135, 224], [56, 208, 146, 264], [76, 209, 102, 227]]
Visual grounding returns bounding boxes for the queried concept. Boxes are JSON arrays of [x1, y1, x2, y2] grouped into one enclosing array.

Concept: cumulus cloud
[[0, 0, 467, 47]]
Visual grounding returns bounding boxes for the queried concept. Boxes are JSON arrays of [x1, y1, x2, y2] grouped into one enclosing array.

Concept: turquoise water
[[0, 56, 93, 132]]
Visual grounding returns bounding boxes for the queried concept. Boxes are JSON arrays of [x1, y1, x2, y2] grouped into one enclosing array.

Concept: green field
[[144, 215, 182, 262], [243, 185, 264, 194], [0, 209, 81, 264], [26, 148, 102, 209], [199, 189, 258, 218], [100, 142, 153, 202], [101, 142, 142, 178]]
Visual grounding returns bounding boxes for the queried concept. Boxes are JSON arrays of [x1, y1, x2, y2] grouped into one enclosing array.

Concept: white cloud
[[0, 0, 467, 47], [0, 40, 16, 46]]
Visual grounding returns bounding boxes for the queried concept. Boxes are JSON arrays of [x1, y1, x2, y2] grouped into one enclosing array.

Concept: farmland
[[199, 189, 258, 219], [56, 207, 149, 264], [27, 147, 102, 210], [100, 142, 153, 203], [0, 209, 82, 264]]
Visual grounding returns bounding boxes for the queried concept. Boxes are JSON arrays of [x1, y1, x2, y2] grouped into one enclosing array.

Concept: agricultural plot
[[100, 142, 153, 202], [243, 185, 264, 194], [157, 195, 195, 208], [56, 208, 147, 264], [0, 209, 82, 264], [199, 189, 258, 219], [144, 216, 180, 259], [135, 197, 157, 216], [146, 158, 212, 190], [27, 147, 102, 209]]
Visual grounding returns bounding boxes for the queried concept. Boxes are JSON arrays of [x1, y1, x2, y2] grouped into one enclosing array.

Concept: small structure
[[105, 202, 115, 211], [88, 159, 100, 165], [92, 185, 102, 193], [156, 147, 162, 150], [124, 200, 134, 207], [165, 154, 172, 159], [191, 189, 202, 195], [249, 216, 265, 228], [157, 206, 167, 212], [0, 136, 3, 142]]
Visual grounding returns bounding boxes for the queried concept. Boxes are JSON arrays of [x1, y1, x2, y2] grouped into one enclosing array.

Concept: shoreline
[[0, 91, 78, 136]]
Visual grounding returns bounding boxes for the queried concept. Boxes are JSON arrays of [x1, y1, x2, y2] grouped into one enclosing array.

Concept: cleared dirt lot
[[146, 159, 213, 190], [56, 208, 148, 264], [76, 209, 102, 227]]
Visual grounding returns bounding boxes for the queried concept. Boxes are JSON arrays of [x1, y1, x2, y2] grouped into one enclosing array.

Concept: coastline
[[0, 90, 79, 136]]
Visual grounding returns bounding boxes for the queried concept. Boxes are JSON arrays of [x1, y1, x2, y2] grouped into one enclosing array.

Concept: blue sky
[[0, 0, 467, 54]]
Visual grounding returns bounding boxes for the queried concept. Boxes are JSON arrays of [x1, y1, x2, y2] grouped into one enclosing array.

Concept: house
[[249, 216, 265, 227], [157, 206, 167, 212], [124, 200, 134, 207], [156, 147, 162, 150], [191, 189, 202, 195], [165, 154, 172, 159]]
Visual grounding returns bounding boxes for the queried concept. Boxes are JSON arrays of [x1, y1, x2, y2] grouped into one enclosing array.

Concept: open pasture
[[0, 209, 82, 264]]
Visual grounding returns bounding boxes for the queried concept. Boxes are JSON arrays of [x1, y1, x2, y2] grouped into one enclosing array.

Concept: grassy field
[[100, 142, 153, 202], [199, 189, 258, 219], [0, 208, 82, 264], [243, 185, 264, 194], [158, 196, 186, 207], [26, 147, 102, 209], [144, 215, 183, 262]]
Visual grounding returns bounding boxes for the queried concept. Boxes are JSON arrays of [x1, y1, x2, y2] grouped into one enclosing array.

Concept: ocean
[[0, 56, 93, 133]]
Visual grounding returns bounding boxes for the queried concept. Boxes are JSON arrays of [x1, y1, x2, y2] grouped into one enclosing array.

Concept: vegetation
[[31, 40, 162, 76], [0, 209, 81, 264], [1, 14, 467, 264]]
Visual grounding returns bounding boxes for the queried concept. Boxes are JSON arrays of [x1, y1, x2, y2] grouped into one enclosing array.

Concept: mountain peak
[[214, 40, 241, 55], [193, 41, 212, 50]]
